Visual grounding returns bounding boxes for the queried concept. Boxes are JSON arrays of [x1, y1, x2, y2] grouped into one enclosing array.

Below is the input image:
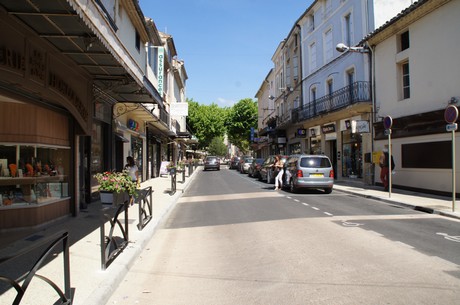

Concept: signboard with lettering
[[321, 124, 336, 134], [296, 128, 307, 138], [170, 103, 189, 116], [351, 120, 370, 133], [157, 47, 164, 97]]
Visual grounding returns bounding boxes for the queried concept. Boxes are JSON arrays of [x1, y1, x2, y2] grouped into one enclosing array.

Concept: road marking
[[293, 199, 300, 203], [286, 196, 292, 200], [436, 232, 460, 242], [342, 221, 363, 227], [311, 207, 320, 211], [324, 212, 333, 216], [301, 202, 309, 206]]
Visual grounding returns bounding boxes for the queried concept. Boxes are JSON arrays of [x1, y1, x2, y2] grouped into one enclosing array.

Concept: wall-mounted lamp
[[449, 96, 460, 105], [336, 43, 369, 53], [268, 95, 275, 100]]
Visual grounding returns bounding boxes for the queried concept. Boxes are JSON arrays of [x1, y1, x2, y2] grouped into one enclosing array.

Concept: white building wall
[[373, 0, 460, 193]]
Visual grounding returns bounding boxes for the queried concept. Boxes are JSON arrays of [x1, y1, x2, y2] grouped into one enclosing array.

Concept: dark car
[[259, 155, 289, 183], [248, 158, 264, 178], [203, 156, 220, 171], [229, 156, 240, 169]]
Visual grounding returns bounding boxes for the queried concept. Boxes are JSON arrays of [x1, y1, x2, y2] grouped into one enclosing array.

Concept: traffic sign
[[383, 116, 393, 130], [446, 123, 458, 132], [445, 105, 459, 124]]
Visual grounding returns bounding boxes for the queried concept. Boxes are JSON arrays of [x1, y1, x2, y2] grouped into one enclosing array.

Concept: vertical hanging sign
[[157, 47, 164, 97]]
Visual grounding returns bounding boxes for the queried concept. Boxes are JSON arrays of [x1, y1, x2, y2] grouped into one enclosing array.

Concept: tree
[[186, 98, 228, 149], [226, 98, 258, 154], [207, 137, 228, 156]]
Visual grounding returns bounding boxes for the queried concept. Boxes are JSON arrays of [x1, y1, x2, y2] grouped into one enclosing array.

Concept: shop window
[[0, 144, 70, 206], [402, 141, 450, 168]]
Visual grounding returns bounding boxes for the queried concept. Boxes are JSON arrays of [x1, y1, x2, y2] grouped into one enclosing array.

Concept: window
[[402, 141, 450, 168], [135, 30, 141, 52], [327, 79, 334, 95], [400, 31, 409, 51], [347, 69, 355, 86], [401, 62, 410, 99], [293, 56, 299, 81], [324, 0, 332, 18], [310, 87, 317, 102], [344, 13, 352, 47], [286, 64, 291, 88], [308, 14, 315, 32], [324, 29, 333, 62], [309, 42, 317, 72]]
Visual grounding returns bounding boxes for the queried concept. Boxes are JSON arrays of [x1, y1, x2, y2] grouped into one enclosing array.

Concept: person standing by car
[[274, 155, 284, 190]]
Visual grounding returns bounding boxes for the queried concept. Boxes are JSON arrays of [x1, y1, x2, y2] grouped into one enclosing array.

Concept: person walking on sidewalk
[[274, 155, 284, 190], [125, 156, 139, 204], [379, 148, 395, 191]]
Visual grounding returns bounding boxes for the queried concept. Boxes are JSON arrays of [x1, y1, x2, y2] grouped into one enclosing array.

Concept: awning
[[0, 0, 163, 107], [114, 133, 130, 143]]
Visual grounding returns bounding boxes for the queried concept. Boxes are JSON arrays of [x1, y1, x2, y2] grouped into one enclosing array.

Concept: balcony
[[292, 81, 371, 123]]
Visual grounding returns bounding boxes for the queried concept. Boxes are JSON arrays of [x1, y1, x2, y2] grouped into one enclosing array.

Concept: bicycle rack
[[136, 186, 153, 231], [100, 201, 129, 270], [0, 231, 71, 305]]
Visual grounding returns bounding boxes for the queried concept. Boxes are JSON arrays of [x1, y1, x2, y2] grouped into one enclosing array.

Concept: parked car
[[248, 158, 264, 178], [284, 154, 334, 193], [240, 157, 254, 174], [203, 156, 220, 171], [259, 155, 288, 183], [229, 156, 240, 169]]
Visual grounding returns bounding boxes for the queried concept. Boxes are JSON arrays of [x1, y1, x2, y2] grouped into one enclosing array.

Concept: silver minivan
[[284, 154, 334, 193]]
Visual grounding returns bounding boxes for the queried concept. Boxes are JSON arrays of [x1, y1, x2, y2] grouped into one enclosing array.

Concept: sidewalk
[[1, 170, 459, 305], [334, 179, 460, 220], [0, 168, 198, 305]]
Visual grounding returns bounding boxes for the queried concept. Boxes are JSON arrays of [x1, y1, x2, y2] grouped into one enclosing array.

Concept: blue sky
[[139, 0, 314, 107]]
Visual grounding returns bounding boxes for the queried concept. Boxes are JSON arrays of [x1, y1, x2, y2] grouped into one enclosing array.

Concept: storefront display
[[0, 144, 70, 206], [342, 130, 363, 178]]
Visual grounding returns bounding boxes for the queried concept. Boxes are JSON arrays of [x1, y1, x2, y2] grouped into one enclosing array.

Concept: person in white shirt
[[125, 156, 138, 183]]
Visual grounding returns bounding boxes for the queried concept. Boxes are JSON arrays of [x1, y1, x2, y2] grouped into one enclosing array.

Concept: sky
[[138, 0, 413, 107]]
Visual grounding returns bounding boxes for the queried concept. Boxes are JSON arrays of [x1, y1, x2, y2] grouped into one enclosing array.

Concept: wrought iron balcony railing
[[292, 81, 371, 124]]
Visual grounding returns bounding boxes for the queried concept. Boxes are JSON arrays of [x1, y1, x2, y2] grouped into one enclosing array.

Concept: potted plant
[[93, 170, 137, 205]]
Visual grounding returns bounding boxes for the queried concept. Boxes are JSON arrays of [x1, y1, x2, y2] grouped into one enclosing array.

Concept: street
[[106, 166, 460, 305]]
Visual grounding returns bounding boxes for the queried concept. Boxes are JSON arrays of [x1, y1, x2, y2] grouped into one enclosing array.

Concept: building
[[366, 0, 459, 195], [0, 0, 187, 229]]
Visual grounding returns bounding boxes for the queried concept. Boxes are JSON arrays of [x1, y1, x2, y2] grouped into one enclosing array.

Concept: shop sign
[[277, 137, 286, 144], [296, 128, 307, 138], [321, 124, 336, 134], [170, 103, 188, 116], [310, 128, 316, 137], [128, 119, 140, 131], [351, 120, 370, 133], [345, 120, 351, 129], [157, 47, 164, 97]]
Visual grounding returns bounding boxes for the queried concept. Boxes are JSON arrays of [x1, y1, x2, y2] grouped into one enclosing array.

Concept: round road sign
[[383, 116, 393, 130], [444, 105, 459, 124]]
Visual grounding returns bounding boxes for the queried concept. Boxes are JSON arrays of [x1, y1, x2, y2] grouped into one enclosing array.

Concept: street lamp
[[336, 43, 370, 53]]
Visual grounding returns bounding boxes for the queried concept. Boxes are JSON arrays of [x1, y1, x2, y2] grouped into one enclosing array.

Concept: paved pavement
[[0, 167, 459, 305]]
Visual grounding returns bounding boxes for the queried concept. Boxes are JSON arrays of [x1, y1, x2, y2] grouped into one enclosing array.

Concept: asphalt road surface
[[106, 166, 460, 305]]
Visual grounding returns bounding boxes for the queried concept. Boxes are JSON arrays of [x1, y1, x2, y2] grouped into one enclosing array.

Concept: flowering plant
[[93, 170, 137, 196]]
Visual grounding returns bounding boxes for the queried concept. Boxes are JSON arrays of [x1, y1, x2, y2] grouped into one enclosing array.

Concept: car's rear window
[[300, 157, 331, 168], [207, 157, 217, 161]]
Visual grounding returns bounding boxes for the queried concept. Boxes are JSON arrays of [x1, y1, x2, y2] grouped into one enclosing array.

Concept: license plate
[[310, 173, 323, 177]]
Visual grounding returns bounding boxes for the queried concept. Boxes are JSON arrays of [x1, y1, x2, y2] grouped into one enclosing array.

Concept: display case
[[0, 144, 70, 208]]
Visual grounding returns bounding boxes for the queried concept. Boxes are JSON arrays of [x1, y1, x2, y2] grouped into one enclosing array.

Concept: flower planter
[[100, 191, 129, 206]]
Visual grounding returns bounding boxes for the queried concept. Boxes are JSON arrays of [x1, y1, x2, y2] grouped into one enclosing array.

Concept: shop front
[[0, 14, 92, 229]]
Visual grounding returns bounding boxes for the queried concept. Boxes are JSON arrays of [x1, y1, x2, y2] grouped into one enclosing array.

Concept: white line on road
[[312, 207, 320, 211], [302, 203, 309, 206], [324, 212, 333, 216]]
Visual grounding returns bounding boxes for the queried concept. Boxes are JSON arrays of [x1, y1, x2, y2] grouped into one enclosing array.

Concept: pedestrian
[[379, 148, 395, 191], [125, 156, 139, 204], [274, 155, 284, 190]]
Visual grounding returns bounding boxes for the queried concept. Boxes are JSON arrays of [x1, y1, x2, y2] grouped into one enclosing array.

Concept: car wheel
[[324, 187, 332, 194], [290, 179, 297, 193]]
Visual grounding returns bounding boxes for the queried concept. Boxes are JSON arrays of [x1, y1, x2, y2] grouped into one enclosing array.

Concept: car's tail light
[[329, 170, 334, 178], [296, 170, 303, 178]]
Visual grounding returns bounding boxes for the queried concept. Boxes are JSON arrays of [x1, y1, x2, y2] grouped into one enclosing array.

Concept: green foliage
[[226, 98, 258, 154], [186, 98, 228, 149], [208, 137, 228, 156], [186, 98, 257, 153]]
